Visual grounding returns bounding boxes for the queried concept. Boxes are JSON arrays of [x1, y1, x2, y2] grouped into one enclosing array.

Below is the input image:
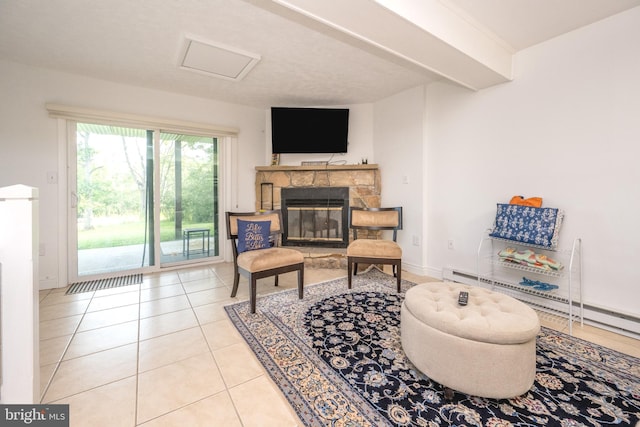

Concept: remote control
[[458, 291, 469, 306]]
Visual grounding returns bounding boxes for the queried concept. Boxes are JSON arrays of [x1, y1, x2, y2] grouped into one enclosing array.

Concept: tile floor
[[39, 263, 640, 426]]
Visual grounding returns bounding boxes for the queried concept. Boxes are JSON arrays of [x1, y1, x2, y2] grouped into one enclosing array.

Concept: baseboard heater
[[442, 267, 640, 339]]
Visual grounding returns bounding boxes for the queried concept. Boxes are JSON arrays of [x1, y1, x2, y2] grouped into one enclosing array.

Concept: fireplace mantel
[[255, 164, 378, 172], [255, 164, 380, 212]]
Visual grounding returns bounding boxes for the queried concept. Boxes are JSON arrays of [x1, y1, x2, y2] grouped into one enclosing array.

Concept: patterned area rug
[[225, 268, 640, 426]]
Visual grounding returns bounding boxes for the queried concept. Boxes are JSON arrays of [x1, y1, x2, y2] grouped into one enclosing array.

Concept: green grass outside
[[78, 220, 214, 249]]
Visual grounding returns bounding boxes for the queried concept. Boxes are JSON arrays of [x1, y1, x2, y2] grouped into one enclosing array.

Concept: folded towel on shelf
[[498, 247, 563, 271], [535, 253, 563, 270], [519, 277, 559, 291]]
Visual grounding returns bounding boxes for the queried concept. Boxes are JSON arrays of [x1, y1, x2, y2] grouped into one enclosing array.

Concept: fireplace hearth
[[281, 187, 349, 248]]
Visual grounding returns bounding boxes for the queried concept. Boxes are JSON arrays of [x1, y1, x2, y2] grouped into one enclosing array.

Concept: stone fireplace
[[255, 164, 381, 249]]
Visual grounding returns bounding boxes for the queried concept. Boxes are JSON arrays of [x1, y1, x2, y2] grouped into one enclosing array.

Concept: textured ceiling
[[445, 0, 640, 51], [0, 0, 638, 108]]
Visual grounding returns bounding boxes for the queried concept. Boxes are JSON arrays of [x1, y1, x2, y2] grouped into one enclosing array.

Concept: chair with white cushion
[[347, 206, 403, 291]]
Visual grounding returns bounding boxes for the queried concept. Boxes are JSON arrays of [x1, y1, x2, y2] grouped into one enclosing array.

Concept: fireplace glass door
[[286, 206, 343, 243], [281, 187, 349, 247]]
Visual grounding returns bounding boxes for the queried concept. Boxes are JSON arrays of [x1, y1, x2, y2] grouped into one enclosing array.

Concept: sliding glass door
[[158, 132, 219, 266], [71, 123, 220, 279]]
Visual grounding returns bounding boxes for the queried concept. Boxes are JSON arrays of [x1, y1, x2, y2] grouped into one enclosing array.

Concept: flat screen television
[[271, 107, 349, 154]]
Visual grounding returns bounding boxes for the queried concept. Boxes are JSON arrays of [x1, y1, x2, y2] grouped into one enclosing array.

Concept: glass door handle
[[71, 191, 78, 208]]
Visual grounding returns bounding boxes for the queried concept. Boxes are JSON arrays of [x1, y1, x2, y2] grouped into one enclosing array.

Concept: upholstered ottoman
[[401, 282, 540, 399]]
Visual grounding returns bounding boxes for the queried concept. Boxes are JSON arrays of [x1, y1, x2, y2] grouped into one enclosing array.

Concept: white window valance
[[46, 103, 238, 137]]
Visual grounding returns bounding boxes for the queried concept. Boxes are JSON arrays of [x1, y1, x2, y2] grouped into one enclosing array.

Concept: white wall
[[424, 8, 640, 315], [267, 103, 374, 167], [0, 59, 265, 289], [374, 87, 427, 275]]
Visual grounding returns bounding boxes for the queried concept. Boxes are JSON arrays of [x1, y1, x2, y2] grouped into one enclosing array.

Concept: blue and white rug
[[225, 267, 640, 426]]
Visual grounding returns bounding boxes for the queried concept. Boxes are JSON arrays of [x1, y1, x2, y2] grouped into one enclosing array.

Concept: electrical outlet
[[447, 239, 454, 250], [402, 175, 409, 184], [412, 235, 420, 246]]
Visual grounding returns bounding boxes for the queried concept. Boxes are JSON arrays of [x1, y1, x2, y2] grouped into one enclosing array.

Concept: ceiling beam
[[248, 0, 513, 90]]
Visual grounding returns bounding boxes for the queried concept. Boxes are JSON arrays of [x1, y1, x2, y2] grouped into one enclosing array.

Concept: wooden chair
[[347, 207, 403, 292], [226, 210, 304, 313]]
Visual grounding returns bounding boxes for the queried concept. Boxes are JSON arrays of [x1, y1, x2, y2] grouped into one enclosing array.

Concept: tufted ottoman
[[401, 282, 540, 399]]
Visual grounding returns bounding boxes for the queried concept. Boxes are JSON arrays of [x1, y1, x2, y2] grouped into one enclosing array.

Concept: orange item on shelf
[[509, 195, 543, 208]]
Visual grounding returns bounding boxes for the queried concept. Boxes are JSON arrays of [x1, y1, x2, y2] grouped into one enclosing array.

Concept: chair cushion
[[237, 219, 271, 253], [347, 239, 402, 258], [237, 247, 304, 272]]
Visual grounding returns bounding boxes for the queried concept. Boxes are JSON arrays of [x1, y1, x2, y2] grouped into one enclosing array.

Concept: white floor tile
[[35, 262, 638, 427]]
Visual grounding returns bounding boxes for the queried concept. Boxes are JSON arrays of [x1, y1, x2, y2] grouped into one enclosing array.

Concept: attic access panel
[[179, 35, 260, 81]]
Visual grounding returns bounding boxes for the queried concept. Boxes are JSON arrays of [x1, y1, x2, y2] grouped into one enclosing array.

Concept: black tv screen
[[271, 107, 349, 154]]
